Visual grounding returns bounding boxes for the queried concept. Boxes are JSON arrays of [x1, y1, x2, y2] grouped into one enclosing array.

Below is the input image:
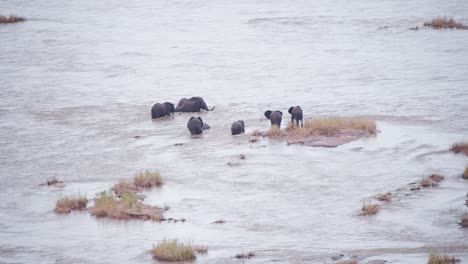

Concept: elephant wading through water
[[187, 117, 204, 135], [264, 110, 283, 128], [151, 102, 175, 119], [288, 106, 303, 127], [175, 97, 214, 113], [231, 120, 245, 135]]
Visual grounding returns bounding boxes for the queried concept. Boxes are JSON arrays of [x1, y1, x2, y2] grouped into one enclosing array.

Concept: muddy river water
[[1, 0, 467, 263]]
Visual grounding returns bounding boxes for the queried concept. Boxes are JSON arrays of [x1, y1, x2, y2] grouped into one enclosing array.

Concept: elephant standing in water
[[288, 106, 303, 127], [264, 110, 283, 128], [231, 120, 245, 135], [175, 97, 214, 112], [151, 102, 175, 119], [187, 117, 204, 135]]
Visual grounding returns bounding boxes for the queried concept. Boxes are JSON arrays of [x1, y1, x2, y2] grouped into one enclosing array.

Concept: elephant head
[[264, 110, 283, 128], [231, 120, 245, 135], [288, 106, 303, 127], [151, 102, 175, 119], [187, 116, 204, 135]]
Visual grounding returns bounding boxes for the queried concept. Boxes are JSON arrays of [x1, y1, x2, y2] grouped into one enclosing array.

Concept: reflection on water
[[0, 0, 467, 263]]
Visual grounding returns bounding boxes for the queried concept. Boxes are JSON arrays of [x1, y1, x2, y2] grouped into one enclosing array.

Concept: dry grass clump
[[89, 191, 164, 221], [463, 167, 468, 180], [292, 117, 377, 136], [133, 170, 162, 188], [460, 213, 468, 228], [55, 194, 88, 214], [376, 192, 392, 202], [337, 261, 358, 264], [265, 126, 284, 138], [252, 130, 263, 137], [0, 15, 26, 24], [424, 17, 468, 30], [360, 203, 380, 216], [151, 240, 196, 262], [113, 180, 138, 196], [421, 174, 445, 188], [235, 252, 255, 259], [212, 219, 226, 224], [47, 177, 63, 185], [194, 246, 208, 254], [249, 136, 259, 143], [451, 142, 468, 155], [428, 253, 460, 264]]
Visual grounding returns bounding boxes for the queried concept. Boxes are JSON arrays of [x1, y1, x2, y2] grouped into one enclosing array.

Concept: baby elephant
[[264, 110, 283, 128], [231, 120, 245, 135], [187, 117, 204, 135], [151, 102, 175, 119], [288, 106, 303, 127]]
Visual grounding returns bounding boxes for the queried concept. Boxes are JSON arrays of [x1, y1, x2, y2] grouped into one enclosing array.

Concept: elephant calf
[[264, 110, 283, 128], [151, 102, 175, 119], [187, 116, 204, 135], [288, 106, 303, 127], [231, 120, 245, 135]]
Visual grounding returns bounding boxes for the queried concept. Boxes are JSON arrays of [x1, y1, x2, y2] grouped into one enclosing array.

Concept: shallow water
[[1, 0, 468, 263]]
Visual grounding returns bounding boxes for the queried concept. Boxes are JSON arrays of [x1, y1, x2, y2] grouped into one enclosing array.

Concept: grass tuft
[[235, 252, 255, 259], [428, 253, 460, 264], [89, 191, 164, 221], [337, 261, 358, 264], [421, 174, 445, 188], [291, 117, 376, 136], [376, 192, 392, 202], [151, 240, 196, 262], [360, 203, 380, 216], [55, 194, 88, 214], [212, 219, 226, 224], [113, 180, 138, 196], [0, 15, 26, 24], [424, 17, 468, 30], [463, 167, 468, 180], [133, 170, 163, 188], [451, 142, 468, 155]]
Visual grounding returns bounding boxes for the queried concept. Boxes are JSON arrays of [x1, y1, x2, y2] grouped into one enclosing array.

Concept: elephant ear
[[197, 117, 203, 125], [239, 120, 245, 127], [165, 102, 175, 113], [277, 111, 283, 116], [189, 116, 195, 121], [288, 107, 294, 114], [264, 110, 272, 119]]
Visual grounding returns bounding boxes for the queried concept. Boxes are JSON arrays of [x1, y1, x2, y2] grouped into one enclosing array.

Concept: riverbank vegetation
[[424, 17, 468, 30], [0, 15, 26, 24], [54, 194, 88, 214]]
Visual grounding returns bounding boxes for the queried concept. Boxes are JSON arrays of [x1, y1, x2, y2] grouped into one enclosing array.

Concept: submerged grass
[[151, 240, 196, 261], [235, 252, 255, 259], [55, 194, 88, 214], [424, 17, 468, 30], [376, 192, 392, 202], [360, 203, 380, 216], [460, 213, 468, 228], [0, 15, 26, 24], [133, 170, 162, 188], [451, 142, 468, 155], [428, 253, 460, 264], [421, 174, 445, 188]]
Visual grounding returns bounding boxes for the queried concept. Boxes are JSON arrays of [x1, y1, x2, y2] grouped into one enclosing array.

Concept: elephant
[[231, 120, 245, 135], [288, 106, 303, 127], [151, 102, 175, 119], [175, 97, 214, 112], [264, 110, 283, 128], [187, 116, 204, 135]]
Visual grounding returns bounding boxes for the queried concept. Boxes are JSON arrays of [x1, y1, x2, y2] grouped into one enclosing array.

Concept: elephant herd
[[151, 97, 303, 136]]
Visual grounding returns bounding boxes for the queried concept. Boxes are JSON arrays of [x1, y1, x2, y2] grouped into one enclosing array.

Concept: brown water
[[1, 0, 467, 263]]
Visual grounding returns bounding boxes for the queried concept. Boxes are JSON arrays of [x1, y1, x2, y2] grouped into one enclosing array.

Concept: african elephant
[[288, 106, 303, 127], [264, 110, 283, 128], [187, 117, 204, 135], [231, 120, 245, 135], [151, 102, 175, 119], [175, 97, 214, 112]]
